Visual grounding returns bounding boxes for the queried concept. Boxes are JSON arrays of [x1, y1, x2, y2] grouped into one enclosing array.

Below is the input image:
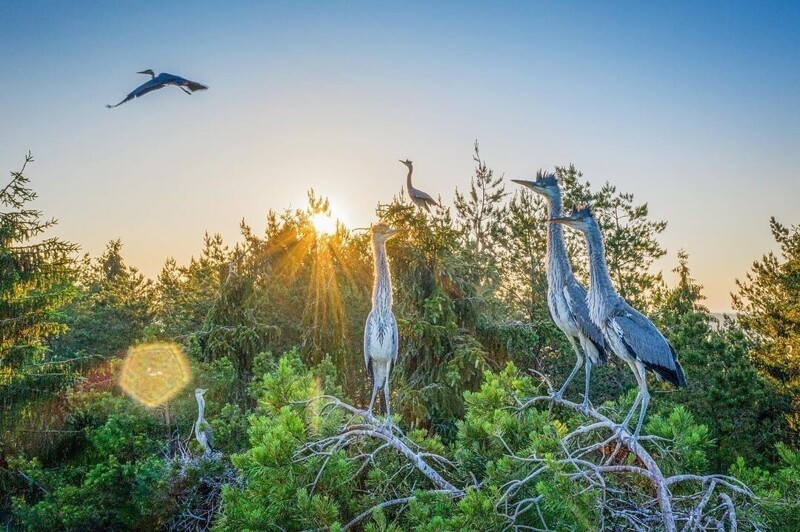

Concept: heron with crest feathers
[[550, 204, 687, 443], [512, 171, 607, 408]]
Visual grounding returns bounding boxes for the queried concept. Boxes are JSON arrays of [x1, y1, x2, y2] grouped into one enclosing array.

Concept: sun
[[311, 211, 338, 235]]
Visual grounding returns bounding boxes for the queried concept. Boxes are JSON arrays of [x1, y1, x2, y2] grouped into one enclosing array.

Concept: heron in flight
[[107, 69, 208, 108], [400, 160, 440, 212], [511, 172, 606, 408], [551, 205, 686, 443], [364, 223, 406, 423], [194, 388, 214, 459]]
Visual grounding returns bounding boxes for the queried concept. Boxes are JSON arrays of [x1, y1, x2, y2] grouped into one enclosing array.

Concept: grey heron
[[399, 160, 440, 212], [364, 223, 406, 423], [107, 69, 208, 108], [511, 172, 606, 408], [194, 388, 214, 459], [551, 205, 686, 442]]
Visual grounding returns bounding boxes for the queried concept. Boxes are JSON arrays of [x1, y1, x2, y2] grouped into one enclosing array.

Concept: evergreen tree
[[53, 240, 155, 363], [653, 251, 792, 468], [733, 217, 800, 433]]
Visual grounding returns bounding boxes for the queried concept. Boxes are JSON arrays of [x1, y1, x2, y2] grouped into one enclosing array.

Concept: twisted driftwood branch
[[296, 396, 465, 497], [515, 394, 755, 531]]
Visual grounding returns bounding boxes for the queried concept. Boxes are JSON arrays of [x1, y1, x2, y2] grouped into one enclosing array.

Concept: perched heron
[[511, 172, 606, 408], [194, 388, 214, 459], [106, 69, 208, 108], [551, 205, 687, 442], [364, 223, 406, 422], [399, 160, 440, 212]]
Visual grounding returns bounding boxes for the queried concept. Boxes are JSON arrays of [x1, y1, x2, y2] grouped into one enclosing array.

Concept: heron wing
[[563, 280, 607, 363], [185, 80, 209, 92], [409, 187, 439, 206], [161, 73, 208, 92], [364, 311, 374, 371], [203, 422, 213, 449], [610, 304, 686, 387], [390, 314, 399, 370], [107, 78, 167, 107]]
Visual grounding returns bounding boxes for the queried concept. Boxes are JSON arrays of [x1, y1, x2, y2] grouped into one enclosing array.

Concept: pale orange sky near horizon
[[2, 2, 799, 313]]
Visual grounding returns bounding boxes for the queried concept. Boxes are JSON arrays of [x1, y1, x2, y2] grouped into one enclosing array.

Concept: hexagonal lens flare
[[118, 342, 191, 407]]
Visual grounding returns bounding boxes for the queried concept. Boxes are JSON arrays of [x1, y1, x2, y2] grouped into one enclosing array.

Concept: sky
[[1, 1, 799, 312]]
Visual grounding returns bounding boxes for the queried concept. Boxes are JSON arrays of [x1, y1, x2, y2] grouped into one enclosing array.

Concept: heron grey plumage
[[107, 69, 208, 108], [551, 205, 686, 442], [364, 223, 405, 423], [511, 172, 606, 408], [399, 160, 440, 212], [194, 388, 214, 459]]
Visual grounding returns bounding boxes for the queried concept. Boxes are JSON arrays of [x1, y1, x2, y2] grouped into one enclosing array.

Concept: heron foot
[[580, 398, 592, 413], [612, 423, 630, 440]]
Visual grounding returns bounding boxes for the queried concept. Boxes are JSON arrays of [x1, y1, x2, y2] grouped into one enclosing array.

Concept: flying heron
[[107, 69, 208, 108], [511, 172, 606, 408], [194, 388, 214, 459], [363, 223, 406, 423], [550, 205, 687, 443], [399, 159, 440, 212]]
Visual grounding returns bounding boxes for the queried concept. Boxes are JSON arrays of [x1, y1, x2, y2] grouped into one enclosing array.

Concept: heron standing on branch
[[194, 388, 214, 459], [512, 172, 606, 408], [550, 205, 686, 443], [400, 159, 440, 212], [107, 69, 208, 108], [364, 223, 406, 423]]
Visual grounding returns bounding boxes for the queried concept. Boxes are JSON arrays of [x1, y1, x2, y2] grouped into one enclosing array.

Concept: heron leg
[[383, 377, 392, 427], [630, 361, 650, 442], [618, 360, 645, 432], [179, 86, 192, 95], [367, 378, 379, 417], [581, 358, 592, 411], [555, 336, 583, 400]]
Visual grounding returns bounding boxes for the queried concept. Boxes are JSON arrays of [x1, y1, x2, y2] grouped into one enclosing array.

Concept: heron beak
[[351, 227, 370, 232], [548, 217, 580, 228], [386, 228, 407, 239]]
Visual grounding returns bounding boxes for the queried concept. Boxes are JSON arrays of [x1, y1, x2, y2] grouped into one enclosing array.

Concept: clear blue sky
[[2, 1, 799, 311]]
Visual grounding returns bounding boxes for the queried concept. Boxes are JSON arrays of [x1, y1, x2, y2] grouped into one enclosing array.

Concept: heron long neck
[[546, 192, 572, 284], [584, 222, 618, 323], [372, 237, 393, 313], [196, 396, 205, 423], [406, 167, 413, 192]]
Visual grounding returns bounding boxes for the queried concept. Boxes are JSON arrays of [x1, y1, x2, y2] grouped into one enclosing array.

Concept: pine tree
[[0, 153, 78, 408], [733, 217, 800, 433]]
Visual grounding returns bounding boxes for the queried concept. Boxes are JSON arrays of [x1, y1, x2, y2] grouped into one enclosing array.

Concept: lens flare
[[311, 212, 337, 235], [118, 342, 191, 407]]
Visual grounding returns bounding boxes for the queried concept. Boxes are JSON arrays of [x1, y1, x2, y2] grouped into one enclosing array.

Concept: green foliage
[[0, 153, 79, 462], [4, 147, 800, 529], [9, 390, 172, 530], [733, 216, 800, 434], [731, 444, 800, 530], [652, 251, 793, 468]]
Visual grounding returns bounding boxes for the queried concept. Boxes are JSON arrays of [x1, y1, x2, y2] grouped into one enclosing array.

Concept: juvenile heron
[[194, 388, 214, 459], [551, 205, 687, 442], [107, 69, 208, 108], [399, 159, 440, 212], [511, 172, 606, 408], [364, 223, 405, 422]]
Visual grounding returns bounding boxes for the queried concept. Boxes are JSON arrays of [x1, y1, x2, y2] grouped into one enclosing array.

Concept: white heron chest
[[366, 316, 396, 361], [548, 287, 579, 337]]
